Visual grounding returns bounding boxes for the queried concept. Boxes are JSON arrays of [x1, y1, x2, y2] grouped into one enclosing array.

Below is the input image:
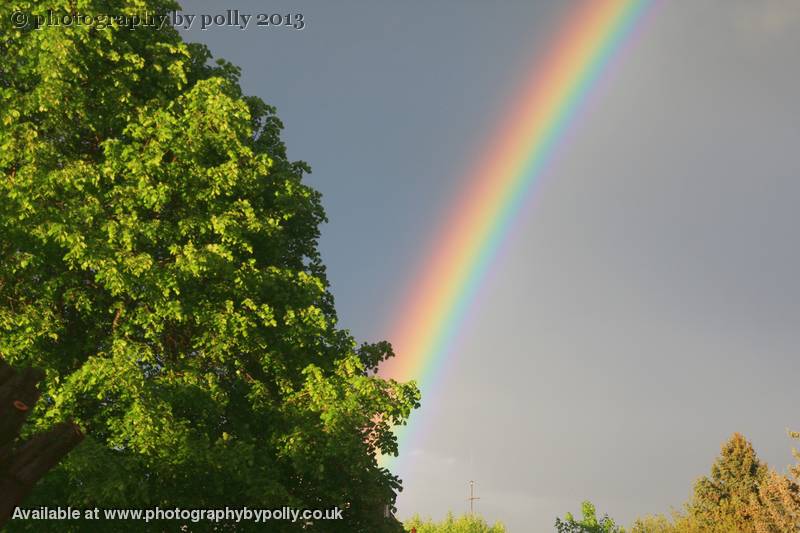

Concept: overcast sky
[[180, 1, 800, 530]]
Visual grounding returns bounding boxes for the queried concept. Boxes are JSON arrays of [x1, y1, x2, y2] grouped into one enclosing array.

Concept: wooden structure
[[0, 358, 83, 526]]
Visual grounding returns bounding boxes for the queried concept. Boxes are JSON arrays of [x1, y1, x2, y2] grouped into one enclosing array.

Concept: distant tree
[[750, 469, 800, 533], [404, 512, 506, 533], [629, 514, 676, 533], [746, 428, 800, 533], [687, 433, 767, 532], [790, 428, 800, 481], [555, 501, 623, 533], [630, 511, 742, 533], [630, 431, 800, 533]]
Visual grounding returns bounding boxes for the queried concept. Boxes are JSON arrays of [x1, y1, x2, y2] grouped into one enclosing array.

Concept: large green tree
[[0, 1, 418, 531]]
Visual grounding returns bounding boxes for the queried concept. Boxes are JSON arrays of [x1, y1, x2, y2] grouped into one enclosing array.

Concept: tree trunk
[[0, 358, 83, 527]]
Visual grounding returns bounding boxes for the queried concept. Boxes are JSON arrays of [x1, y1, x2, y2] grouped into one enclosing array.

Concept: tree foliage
[[686, 433, 767, 531], [0, 0, 419, 531], [630, 511, 742, 533], [555, 501, 623, 533], [629, 514, 678, 533], [628, 432, 800, 533], [751, 469, 800, 533], [404, 512, 506, 533], [748, 428, 800, 532]]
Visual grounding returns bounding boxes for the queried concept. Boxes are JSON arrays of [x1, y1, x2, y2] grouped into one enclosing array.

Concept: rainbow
[[379, 0, 657, 467]]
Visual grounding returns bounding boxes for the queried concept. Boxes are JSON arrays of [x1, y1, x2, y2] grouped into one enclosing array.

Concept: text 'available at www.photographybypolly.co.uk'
[[12, 506, 344, 524]]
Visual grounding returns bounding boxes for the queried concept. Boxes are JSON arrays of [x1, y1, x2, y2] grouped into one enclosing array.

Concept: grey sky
[[180, 1, 800, 530]]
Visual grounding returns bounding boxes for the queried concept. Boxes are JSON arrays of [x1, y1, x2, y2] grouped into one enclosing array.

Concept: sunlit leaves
[[1, 1, 418, 531]]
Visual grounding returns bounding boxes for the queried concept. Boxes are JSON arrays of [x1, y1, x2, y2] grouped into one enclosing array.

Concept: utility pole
[[467, 480, 480, 515]]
